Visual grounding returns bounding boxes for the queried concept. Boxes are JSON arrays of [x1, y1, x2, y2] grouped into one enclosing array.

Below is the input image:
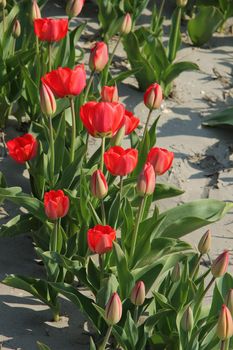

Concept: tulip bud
[[90, 170, 108, 199], [211, 251, 229, 278], [101, 85, 119, 103], [130, 281, 146, 306], [176, 0, 188, 7], [171, 262, 180, 283], [31, 0, 41, 22], [144, 83, 163, 110], [89, 42, 109, 72], [181, 307, 193, 332], [225, 289, 233, 316], [12, 20, 21, 39], [0, 0, 6, 9], [66, 0, 85, 17], [216, 305, 233, 340], [137, 163, 156, 196], [40, 83, 57, 116], [120, 13, 132, 35], [105, 292, 122, 325], [198, 229, 211, 255]]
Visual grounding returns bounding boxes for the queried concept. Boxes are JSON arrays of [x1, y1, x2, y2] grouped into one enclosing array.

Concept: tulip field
[[0, 1, 233, 349]]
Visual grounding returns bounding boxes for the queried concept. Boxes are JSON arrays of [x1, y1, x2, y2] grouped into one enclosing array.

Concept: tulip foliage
[[0, 1, 233, 350]]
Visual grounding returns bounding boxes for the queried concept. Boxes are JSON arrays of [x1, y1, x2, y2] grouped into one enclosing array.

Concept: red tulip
[[41, 64, 86, 98], [211, 251, 229, 278], [130, 281, 146, 306], [44, 190, 69, 220], [80, 101, 125, 137], [66, 0, 85, 17], [144, 83, 163, 110], [137, 162, 156, 196], [31, 1, 41, 22], [120, 13, 132, 34], [91, 170, 108, 199], [216, 305, 233, 340], [104, 146, 138, 176], [101, 85, 119, 103], [40, 82, 56, 116], [121, 110, 140, 135], [87, 224, 116, 254], [147, 147, 174, 175], [34, 18, 68, 42], [89, 42, 109, 72], [7, 134, 38, 164], [105, 292, 122, 325]]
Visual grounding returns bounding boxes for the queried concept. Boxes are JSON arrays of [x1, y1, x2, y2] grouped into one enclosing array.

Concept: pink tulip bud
[[130, 281, 146, 306], [225, 289, 233, 316], [144, 83, 163, 110], [90, 170, 108, 199], [216, 305, 233, 340], [137, 163, 156, 196], [198, 229, 211, 254], [181, 306, 193, 332], [211, 251, 229, 278], [101, 85, 119, 103], [12, 20, 21, 39], [89, 42, 109, 72], [31, 0, 41, 22], [40, 83, 57, 116], [171, 262, 180, 283], [120, 13, 132, 34], [66, 0, 85, 17], [105, 292, 122, 325], [176, 0, 188, 7]]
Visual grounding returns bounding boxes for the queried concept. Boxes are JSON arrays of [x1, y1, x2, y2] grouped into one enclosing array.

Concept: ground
[[0, 1, 232, 349]]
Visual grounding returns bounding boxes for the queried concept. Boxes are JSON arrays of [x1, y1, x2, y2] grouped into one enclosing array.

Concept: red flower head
[[41, 64, 86, 98], [87, 224, 116, 254], [101, 85, 119, 103], [34, 18, 68, 42], [104, 146, 138, 176], [89, 42, 109, 72], [137, 162, 156, 196], [147, 147, 174, 175], [44, 190, 69, 220], [144, 83, 163, 110], [80, 101, 125, 138], [121, 110, 140, 135], [7, 134, 38, 164]]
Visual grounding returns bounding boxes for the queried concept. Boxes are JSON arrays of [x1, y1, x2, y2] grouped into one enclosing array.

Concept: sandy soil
[[0, 1, 232, 349]]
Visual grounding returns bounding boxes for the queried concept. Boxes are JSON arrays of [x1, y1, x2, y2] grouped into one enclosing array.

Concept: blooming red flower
[[144, 83, 163, 110], [44, 190, 69, 220], [41, 65, 86, 98], [87, 224, 116, 254], [80, 101, 125, 137], [89, 42, 109, 72], [121, 110, 140, 135], [104, 146, 138, 176], [7, 134, 38, 164], [34, 18, 68, 42], [101, 85, 119, 103], [147, 147, 174, 175]]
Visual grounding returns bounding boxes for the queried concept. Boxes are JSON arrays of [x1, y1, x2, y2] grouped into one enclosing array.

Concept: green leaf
[[54, 114, 66, 177], [108, 67, 142, 85], [202, 107, 233, 127], [89, 337, 97, 350], [0, 214, 40, 238], [168, 7, 182, 62], [163, 62, 199, 86], [67, 22, 86, 68], [154, 183, 184, 200], [0, 171, 7, 188], [37, 342, 51, 350]]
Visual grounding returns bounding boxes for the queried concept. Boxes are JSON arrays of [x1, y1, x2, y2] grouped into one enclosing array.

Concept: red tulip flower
[[7, 134, 38, 164], [137, 162, 156, 196], [87, 224, 116, 254], [101, 85, 119, 103], [41, 64, 86, 98], [144, 83, 163, 110], [44, 190, 69, 220], [34, 18, 68, 42], [80, 101, 125, 137], [121, 110, 140, 135], [147, 147, 174, 175], [104, 146, 138, 176], [89, 42, 109, 72]]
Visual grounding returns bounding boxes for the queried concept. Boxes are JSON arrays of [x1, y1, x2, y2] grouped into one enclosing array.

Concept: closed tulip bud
[[120, 13, 132, 34], [144, 83, 163, 110], [225, 289, 233, 316], [130, 281, 146, 306], [105, 292, 122, 325], [176, 0, 188, 7], [171, 262, 180, 282], [12, 20, 21, 38], [101, 85, 119, 103], [181, 307, 193, 332], [211, 251, 229, 278], [91, 170, 108, 199], [40, 83, 56, 116], [137, 163, 156, 196], [66, 0, 85, 17], [0, 0, 6, 9], [198, 229, 211, 254], [89, 42, 109, 72], [31, 0, 41, 22], [216, 305, 233, 340]]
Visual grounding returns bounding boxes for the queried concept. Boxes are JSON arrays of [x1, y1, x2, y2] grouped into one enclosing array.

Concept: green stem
[[154, 0, 165, 33], [142, 109, 153, 144], [36, 36, 39, 55], [129, 196, 146, 266], [83, 70, 95, 102], [48, 42, 52, 71], [2, 8, 5, 33], [99, 326, 113, 350], [100, 137, 106, 172], [99, 254, 104, 286], [134, 306, 139, 324], [104, 35, 122, 85], [69, 97, 76, 163], [168, 6, 182, 62], [194, 276, 215, 321], [190, 253, 203, 280], [101, 199, 106, 225], [53, 309, 60, 322], [50, 219, 58, 252], [48, 114, 55, 187], [119, 176, 124, 201], [220, 340, 225, 350]]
